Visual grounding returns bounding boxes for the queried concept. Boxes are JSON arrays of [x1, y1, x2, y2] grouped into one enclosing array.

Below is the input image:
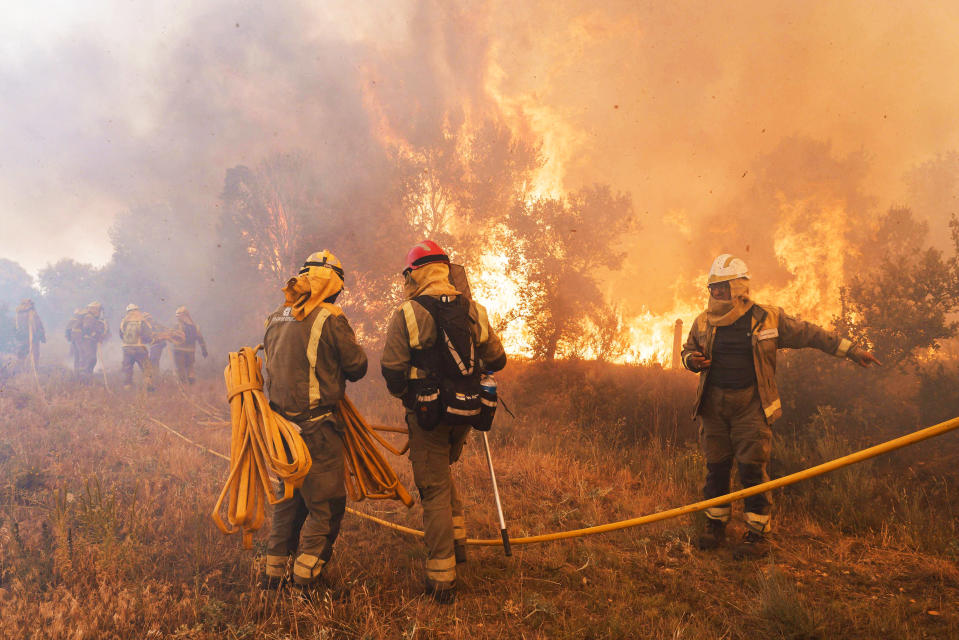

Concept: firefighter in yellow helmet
[[261, 251, 367, 589], [169, 306, 208, 385], [682, 254, 880, 558], [15, 299, 45, 371], [74, 302, 108, 383], [381, 241, 507, 603], [119, 303, 156, 391]]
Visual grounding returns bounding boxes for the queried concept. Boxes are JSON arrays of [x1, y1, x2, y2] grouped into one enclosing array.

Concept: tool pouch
[[475, 387, 496, 431], [414, 384, 442, 431]]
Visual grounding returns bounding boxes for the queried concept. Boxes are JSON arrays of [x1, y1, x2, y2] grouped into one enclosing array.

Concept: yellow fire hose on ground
[[155, 354, 959, 547], [211, 347, 414, 548], [144, 344, 959, 548]]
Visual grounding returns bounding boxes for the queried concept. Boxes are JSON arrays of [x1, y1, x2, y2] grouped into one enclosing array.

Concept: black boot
[[733, 530, 770, 559], [697, 518, 727, 550], [425, 579, 456, 604]]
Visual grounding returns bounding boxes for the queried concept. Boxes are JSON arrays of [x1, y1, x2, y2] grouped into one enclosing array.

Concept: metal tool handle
[[482, 431, 512, 557]]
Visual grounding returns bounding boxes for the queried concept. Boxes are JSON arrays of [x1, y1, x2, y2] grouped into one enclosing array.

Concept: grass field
[[1, 360, 958, 639]]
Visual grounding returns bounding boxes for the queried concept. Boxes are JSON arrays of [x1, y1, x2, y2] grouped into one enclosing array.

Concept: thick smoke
[[1, 0, 959, 359]]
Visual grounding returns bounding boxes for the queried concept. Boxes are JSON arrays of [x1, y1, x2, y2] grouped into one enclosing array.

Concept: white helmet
[[707, 254, 749, 286], [126, 303, 139, 312]]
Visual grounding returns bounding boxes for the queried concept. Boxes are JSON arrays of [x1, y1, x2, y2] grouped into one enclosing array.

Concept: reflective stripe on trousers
[[426, 555, 456, 584]]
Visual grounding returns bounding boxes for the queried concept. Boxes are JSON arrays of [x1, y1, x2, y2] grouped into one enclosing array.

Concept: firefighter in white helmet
[[119, 303, 156, 391], [682, 254, 880, 558]]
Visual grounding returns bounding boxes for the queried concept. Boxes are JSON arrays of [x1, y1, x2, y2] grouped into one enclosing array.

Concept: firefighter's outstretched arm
[[778, 311, 881, 367]]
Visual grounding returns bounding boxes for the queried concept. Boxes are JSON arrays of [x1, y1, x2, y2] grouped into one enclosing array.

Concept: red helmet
[[404, 240, 449, 275]]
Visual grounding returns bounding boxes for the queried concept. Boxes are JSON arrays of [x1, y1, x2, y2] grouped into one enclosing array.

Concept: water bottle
[[477, 373, 497, 431], [480, 373, 497, 400]]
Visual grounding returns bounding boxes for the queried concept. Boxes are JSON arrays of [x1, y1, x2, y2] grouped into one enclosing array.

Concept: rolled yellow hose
[[211, 346, 312, 548]]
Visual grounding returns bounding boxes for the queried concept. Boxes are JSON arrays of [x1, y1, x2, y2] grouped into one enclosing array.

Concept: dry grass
[[1, 362, 958, 639]]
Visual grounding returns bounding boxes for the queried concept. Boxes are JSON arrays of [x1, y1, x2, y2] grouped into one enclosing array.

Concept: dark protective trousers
[[173, 349, 196, 384], [76, 340, 99, 381], [406, 411, 470, 589], [699, 384, 772, 533], [266, 416, 346, 584], [121, 347, 154, 389], [16, 340, 40, 370]]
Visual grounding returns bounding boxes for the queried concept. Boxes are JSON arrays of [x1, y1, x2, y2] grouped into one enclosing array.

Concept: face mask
[[706, 278, 752, 326]]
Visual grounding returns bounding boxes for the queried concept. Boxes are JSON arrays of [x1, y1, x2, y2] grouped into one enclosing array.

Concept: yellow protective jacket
[[171, 319, 207, 354], [681, 304, 853, 423], [119, 310, 154, 349], [380, 294, 507, 402], [79, 312, 107, 344], [15, 305, 45, 345], [263, 304, 367, 420]]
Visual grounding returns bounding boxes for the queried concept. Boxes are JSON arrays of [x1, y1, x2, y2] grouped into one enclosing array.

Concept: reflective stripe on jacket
[[380, 295, 507, 398], [263, 304, 368, 420], [681, 304, 853, 423]]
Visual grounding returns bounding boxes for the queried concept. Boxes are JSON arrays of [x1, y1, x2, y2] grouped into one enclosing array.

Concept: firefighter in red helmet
[[382, 240, 507, 603]]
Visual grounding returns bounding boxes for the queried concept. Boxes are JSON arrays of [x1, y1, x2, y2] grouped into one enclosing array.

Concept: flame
[[361, 38, 855, 367]]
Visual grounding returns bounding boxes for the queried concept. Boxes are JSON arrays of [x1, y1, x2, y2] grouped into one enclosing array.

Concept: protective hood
[[281, 268, 344, 321], [175, 307, 195, 326], [706, 278, 754, 327], [123, 309, 150, 323], [16, 299, 34, 313], [404, 262, 459, 299]]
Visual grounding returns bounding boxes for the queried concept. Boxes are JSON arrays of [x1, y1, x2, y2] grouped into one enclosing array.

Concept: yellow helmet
[[706, 254, 750, 286], [175, 306, 188, 316], [299, 250, 344, 281]]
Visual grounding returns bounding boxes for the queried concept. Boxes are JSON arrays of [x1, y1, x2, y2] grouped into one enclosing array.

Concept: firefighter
[[261, 251, 367, 589], [169, 306, 208, 385], [119, 304, 155, 391], [682, 254, 880, 558], [381, 241, 507, 603], [65, 308, 85, 376], [15, 299, 45, 371], [75, 302, 108, 383]]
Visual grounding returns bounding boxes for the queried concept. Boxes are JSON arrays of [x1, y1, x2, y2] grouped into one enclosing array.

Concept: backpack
[[410, 294, 493, 430], [121, 319, 143, 346]]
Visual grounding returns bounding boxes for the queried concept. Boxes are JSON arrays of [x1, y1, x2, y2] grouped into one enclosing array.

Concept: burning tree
[[220, 156, 314, 283], [835, 207, 959, 368], [504, 184, 634, 361]]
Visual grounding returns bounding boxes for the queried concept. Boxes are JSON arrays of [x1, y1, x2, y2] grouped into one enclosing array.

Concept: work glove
[[848, 346, 882, 368], [201, 346, 209, 358]]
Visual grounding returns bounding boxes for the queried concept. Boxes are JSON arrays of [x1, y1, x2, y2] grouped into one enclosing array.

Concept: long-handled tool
[[27, 322, 46, 404], [481, 431, 512, 556], [97, 343, 111, 392]]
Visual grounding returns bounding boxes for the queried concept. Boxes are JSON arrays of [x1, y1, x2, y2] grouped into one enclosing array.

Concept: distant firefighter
[[261, 251, 367, 589], [682, 254, 880, 559], [119, 303, 155, 391], [65, 308, 85, 375], [381, 241, 507, 603], [15, 299, 45, 370], [71, 301, 108, 383], [169, 306, 208, 385]]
